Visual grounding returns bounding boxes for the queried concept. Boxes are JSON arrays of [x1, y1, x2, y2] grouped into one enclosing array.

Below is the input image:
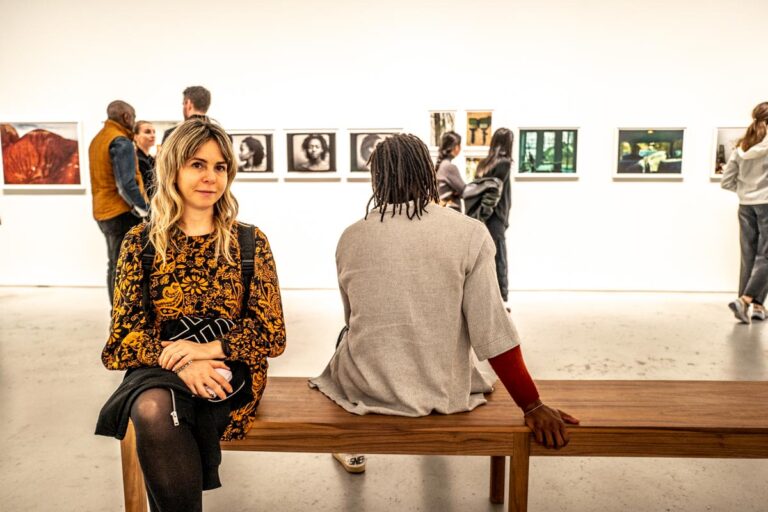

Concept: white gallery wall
[[1, 0, 766, 291]]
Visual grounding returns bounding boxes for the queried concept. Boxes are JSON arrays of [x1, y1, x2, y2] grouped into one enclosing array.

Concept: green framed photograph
[[518, 128, 578, 174]]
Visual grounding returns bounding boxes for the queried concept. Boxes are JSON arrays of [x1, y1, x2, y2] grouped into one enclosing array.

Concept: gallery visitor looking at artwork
[[435, 131, 465, 212], [721, 101, 768, 324], [474, 127, 514, 304], [309, 133, 578, 473]]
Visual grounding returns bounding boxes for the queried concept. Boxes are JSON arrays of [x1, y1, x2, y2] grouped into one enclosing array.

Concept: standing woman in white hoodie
[[721, 101, 768, 323]]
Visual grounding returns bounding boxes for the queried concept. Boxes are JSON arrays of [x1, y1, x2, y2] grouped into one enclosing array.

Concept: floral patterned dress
[[101, 222, 286, 440]]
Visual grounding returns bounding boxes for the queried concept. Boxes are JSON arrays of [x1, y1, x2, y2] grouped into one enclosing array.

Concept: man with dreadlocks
[[309, 134, 578, 473]]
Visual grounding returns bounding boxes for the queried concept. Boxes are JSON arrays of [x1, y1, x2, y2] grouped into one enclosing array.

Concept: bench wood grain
[[121, 378, 768, 512]]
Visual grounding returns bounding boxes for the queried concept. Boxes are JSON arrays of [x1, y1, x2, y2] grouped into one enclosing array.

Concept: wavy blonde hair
[[148, 117, 239, 264]]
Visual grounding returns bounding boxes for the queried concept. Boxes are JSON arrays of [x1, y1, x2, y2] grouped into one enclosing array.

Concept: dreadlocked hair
[[365, 133, 439, 222]]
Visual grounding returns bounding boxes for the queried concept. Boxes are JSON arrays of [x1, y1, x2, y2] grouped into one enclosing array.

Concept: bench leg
[[120, 420, 148, 512], [489, 456, 506, 504], [508, 433, 530, 512]]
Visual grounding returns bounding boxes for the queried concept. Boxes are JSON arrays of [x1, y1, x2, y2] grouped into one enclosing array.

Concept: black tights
[[131, 388, 203, 512]]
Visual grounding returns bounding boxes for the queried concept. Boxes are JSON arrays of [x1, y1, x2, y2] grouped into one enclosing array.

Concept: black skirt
[[95, 366, 251, 490]]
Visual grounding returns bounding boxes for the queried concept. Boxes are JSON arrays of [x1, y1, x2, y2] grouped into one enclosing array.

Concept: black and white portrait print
[[350, 132, 397, 173], [231, 133, 272, 173], [287, 132, 336, 172]]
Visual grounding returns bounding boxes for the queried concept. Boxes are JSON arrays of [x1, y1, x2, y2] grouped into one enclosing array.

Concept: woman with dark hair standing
[[435, 131, 465, 211], [475, 128, 514, 304], [721, 101, 768, 323], [133, 121, 156, 196]]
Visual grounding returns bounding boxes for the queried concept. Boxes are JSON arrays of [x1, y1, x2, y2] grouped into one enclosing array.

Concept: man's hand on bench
[[523, 401, 580, 449]]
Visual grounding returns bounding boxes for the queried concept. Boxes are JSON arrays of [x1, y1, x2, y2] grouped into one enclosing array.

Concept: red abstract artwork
[[1, 122, 81, 185]]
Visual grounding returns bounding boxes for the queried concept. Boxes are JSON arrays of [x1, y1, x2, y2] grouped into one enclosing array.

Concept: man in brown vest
[[89, 100, 149, 305]]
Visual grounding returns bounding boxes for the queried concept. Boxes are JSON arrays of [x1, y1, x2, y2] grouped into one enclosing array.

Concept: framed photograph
[[517, 128, 578, 179], [712, 127, 746, 179], [615, 128, 685, 179], [1, 121, 82, 189], [286, 132, 336, 173], [464, 156, 484, 182], [466, 111, 493, 147], [349, 131, 399, 175], [429, 111, 456, 147], [230, 132, 274, 178]]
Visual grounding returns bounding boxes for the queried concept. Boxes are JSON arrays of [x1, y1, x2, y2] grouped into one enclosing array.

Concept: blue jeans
[[97, 211, 141, 305]]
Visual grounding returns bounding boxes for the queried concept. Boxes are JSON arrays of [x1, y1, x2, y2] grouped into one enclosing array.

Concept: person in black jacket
[[162, 86, 211, 143], [133, 121, 156, 196], [475, 128, 513, 303]]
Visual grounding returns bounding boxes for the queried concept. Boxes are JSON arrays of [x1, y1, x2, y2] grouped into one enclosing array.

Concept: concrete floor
[[1, 287, 766, 511]]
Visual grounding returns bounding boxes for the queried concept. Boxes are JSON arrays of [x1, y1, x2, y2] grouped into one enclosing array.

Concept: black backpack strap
[[237, 223, 256, 318], [140, 224, 156, 324]]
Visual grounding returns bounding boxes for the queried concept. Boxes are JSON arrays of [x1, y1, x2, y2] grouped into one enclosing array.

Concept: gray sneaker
[[752, 307, 766, 321], [728, 299, 751, 324]]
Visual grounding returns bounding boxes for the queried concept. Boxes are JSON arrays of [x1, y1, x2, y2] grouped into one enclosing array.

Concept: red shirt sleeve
[[488, 345, 540, 411]]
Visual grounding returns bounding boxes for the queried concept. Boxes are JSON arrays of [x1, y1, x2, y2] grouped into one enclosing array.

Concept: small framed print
[[230, 131, 275, 180], [349, 130, 399, 179], [429, 111, 456, 147], [1, 121, 83, 190], [516, 128, 579, 180], [711, 127, 746, 179], [614, 128, 685, 180], [464, 156, 484, 182], [286, 132, 336, 175], [466, 111, 493, 147]]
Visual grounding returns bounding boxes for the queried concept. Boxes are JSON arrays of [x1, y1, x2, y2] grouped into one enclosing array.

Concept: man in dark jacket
[[162, 86, 211, 142]]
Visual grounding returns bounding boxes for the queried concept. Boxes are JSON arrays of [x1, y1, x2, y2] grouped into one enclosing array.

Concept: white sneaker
[[752, 307, 765, 321], [332, 453, 366, 473], [728, 299, 751, 324]]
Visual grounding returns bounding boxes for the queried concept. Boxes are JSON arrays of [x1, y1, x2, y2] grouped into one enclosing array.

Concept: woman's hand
[[175, 360, 233, 400], [523, 401, 580, 449], [159, 340, 225, 372]]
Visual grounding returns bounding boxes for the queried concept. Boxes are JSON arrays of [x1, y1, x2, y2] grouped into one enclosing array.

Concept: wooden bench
[[121, 378, 768, 512]]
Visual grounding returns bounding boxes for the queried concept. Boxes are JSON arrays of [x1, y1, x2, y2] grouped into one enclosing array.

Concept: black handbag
[[161, 316, 251, 403]]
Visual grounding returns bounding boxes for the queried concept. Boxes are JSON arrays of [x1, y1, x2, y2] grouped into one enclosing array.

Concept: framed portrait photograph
[[615, 128, 685, 179], [712, 127, 746, 179], [517, 128, 578, 179], [466, 111, 493, 147], [286, 132, 336, 173], [1, 121, 82, 189], [429, 111, 456, 147], [230, 132, 274, 178], [349, 131, 399, 175]]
